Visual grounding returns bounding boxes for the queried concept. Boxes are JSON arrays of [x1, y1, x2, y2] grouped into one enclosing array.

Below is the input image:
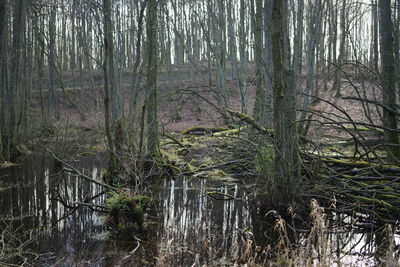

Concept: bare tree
[[331, 0, 346, 97], [379, 0, 400, 158], [9, 0, 25, 158], [253, 0, 267, 126], [272, 0, 300, 204], [0, 0, 6, 160], [145, 0, 159, 156], [48, 2, 58, 121], [103, 0, 117, 171]]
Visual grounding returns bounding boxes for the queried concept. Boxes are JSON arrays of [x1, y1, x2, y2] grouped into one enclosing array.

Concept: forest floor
[[31, 65, 381, 139]]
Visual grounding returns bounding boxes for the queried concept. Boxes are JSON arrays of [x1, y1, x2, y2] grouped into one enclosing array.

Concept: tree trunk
[[239, 0, 248, 113], [371, 0, 379, 72], [48, 2, 57, 122], [292, 0, 304, 91], [271, 0, 300, 204], [331, 0, 346, 97], [299, 0, 323, 135], [128, 1, 146, 146], [264, 0, 273, 128], [379, 0, 400, 158], [253, 0, 267, 126], [9, 0, 25, 155], [0, 0, 6, 160], [145, 0, 159, 156], [103, 0, 117, 171]]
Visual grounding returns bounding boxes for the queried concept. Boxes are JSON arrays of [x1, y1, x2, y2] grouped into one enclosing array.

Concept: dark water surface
[[0, 151, 252, 266], [1, 150, 399, 266], [0, 150, 109, 265]]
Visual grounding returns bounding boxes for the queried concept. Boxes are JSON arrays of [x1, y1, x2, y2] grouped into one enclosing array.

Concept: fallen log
[[178, 158, 251, 176], [344, 176, 400, 182], [313, 156, 400, 174], [180, 126, 229, 135]]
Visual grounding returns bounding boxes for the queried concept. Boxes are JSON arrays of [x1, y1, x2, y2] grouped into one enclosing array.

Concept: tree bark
[[292, 0, 304, 90], [263, 0, 273, 128], [272, 0, 300, 204], [145, 0, 159, 156], [379, 0, 400, 158], [103, 0, 117, 171], [299, 0, 323, 134], [0, 0, 6, 160], [253, 0, 267, 126], [9, 0, 25, 154], [331, 0, 346, 97], [48, 2, 57, 121]]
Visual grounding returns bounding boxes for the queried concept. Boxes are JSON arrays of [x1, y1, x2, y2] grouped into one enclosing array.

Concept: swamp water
[[0, 151, 251, 266], [0, 150, 398, 266]]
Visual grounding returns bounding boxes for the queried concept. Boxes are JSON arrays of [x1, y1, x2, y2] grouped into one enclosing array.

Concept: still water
[[0, 150, 252, 265], [1, 150, 399, 266]]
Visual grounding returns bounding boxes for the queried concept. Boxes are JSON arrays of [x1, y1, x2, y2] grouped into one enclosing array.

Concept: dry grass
[[0, 221, 38, 266], [154, 197, 398, 266]]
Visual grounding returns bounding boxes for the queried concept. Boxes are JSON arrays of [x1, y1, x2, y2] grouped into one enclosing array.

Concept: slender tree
[[299, 0, 323, 134], [271, 0, 300, 204], [103, 0, 117, 171], [253, 0, 267, 126], [263, 0, 273, 128], [292, 0, 304, 90], [9, 0, 25, 158], [331, 0, 346, 97], [379, 0, 400, 158], [48, 2, 57, 121], [0, 0, 6, 160], [145, 0, 159, 156]]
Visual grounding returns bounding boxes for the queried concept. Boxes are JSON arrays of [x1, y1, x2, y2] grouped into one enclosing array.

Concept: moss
[[106, 192, 151, 232], [176, 147, 190, 156], [80, 151, 95, 157], [212, 128, 242, 137], [379, 193, 398, 200], [255, 146, 274, 174], [180, 126, 228, 135], [354, 195, 397, 211]]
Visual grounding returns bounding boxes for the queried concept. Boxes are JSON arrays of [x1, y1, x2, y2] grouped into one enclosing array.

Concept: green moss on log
[[354, 195, 397, 211]]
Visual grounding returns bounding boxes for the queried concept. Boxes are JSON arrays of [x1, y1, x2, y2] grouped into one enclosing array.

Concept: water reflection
[[1, 151, 398, 265], [158, 176, 252, 266], [0, 151, 253, 265], [0, 151, 108, 265]]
